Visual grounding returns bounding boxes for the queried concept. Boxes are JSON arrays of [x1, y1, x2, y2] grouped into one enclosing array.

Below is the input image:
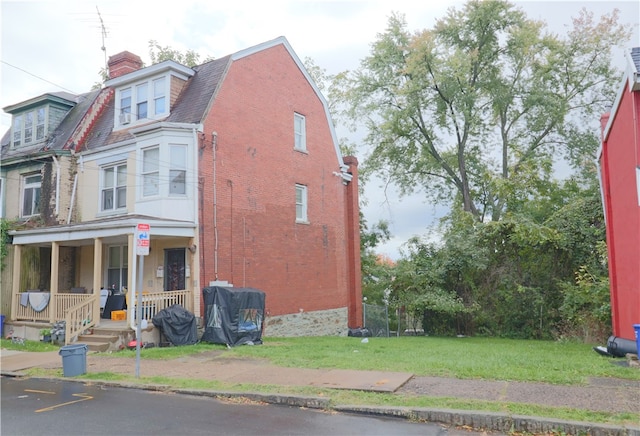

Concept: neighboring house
[[1, 36, 362, 340], [597, 47, 640, 341]]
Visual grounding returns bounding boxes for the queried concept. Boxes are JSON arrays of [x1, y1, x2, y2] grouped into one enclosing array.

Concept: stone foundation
[[264, 307, 348, 337]]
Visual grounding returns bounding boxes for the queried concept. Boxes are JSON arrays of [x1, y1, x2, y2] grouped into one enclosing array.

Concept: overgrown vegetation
[[314, 1, 630, 342]]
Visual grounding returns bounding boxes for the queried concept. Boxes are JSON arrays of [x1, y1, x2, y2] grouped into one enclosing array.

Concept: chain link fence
[[362, 303, 390, 337]]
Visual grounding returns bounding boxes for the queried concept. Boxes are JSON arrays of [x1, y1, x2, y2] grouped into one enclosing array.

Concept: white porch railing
[[11, 289, 194, 328], [64, 294, 101, 345], [132, 290, 192, 321], [12, 291, 96, 323]]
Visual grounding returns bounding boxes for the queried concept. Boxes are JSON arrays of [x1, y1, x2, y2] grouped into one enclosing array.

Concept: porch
[[8, 289, 192, 351], [5, 215, 200, 350]]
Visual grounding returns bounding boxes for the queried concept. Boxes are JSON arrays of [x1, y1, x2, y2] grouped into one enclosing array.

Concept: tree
[[94, 41, 213, 88], [148, 40, 213, 67], [338, 1, 632, 222]]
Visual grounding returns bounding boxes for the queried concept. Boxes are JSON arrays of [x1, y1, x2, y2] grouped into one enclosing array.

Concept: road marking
[[35, 393, 93, 413], [25, 389, 55, 395]]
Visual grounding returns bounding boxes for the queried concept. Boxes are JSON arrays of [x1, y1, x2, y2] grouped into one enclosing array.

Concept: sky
[[1, 0, 639, 259]]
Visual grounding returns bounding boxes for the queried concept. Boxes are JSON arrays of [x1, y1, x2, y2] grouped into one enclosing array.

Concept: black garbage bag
[[152, 304, 198, 346]]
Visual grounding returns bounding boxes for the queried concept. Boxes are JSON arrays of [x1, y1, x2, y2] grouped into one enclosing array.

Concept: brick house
[[1, 37, 362, 343], [598, 47, 640, 341]]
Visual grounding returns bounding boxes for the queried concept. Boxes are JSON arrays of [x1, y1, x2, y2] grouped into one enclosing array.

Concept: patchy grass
[[0, 338, 59, 352]]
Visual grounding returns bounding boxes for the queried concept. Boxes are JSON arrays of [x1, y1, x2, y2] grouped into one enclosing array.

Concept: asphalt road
[[1, 377, 449, 436]]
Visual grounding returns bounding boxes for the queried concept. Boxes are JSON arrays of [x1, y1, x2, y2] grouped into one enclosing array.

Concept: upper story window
[[117, 76, 167, 127], [142, 147, 160, 197], [12, 107, 47, 147], [101, 163, 127, 212], [169, 145, 186, 195], [295, 184, 308, 223], [294, 113, 306, 152], [21, 173, 41, 217]]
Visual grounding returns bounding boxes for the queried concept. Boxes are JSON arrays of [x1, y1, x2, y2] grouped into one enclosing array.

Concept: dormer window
[[106, 58, 193, 130], [11, 107, 47, 147], [116, 76, 168, 127]]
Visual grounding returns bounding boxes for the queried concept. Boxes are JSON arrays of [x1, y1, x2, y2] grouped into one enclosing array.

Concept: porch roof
[[9, 215, 196, 246]]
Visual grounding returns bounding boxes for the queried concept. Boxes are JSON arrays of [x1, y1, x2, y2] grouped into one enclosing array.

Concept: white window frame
[[142, 146, 160, 197], [116, 75, 169, 127], [100, 163, 127, 212], [12, 106, 48, 147], [169, 144, 187, 196], [294, 112, 306, 152], [106, 245, 128, 292], [295, 184, 308, 223], [21, 173, 42, 218]]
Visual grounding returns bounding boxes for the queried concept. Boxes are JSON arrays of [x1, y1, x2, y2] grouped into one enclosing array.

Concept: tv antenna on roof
[[96, 6, 108, 78]]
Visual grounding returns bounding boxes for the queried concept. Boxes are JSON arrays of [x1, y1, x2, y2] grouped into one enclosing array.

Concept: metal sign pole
[[135, 253, 143, 378], [134, 222, 150, 378]]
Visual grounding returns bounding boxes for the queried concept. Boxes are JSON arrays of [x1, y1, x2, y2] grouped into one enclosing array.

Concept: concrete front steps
[[78, 325, 135, 352]]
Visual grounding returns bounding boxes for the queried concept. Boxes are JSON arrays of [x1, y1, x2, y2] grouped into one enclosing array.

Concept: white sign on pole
[[136, 223, 150, 256]]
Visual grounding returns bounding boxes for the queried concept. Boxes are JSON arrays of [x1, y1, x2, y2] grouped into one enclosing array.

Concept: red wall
[[600, 85, 640, 340], [197, 44, 361, 325]]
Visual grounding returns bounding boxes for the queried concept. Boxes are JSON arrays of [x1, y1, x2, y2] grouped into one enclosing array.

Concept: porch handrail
[[131, 290, 192, 322], [64, 293, 100, 345]]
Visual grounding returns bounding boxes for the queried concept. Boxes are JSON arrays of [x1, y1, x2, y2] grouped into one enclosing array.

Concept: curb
[[334, 405, 640, 436]]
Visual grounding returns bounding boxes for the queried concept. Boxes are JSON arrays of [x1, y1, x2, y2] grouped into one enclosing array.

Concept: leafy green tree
[[148, 40, 213, 67], [337, 1, 632, 222], [94, 41, 213, 88]]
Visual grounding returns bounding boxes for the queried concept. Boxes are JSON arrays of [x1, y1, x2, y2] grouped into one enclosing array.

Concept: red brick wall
[[198, 44, 357, 322]]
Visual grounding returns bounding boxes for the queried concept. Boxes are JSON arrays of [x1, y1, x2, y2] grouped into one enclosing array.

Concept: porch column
[[189, 237, 198, 314], [11, 244, 22, 321], [127, 233, 134, 321], [50, 241, 59, 323], [93, 238, 103, 299], [93, 238, 103, 326]]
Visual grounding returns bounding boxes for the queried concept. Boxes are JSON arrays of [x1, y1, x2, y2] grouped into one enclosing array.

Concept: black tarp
[[151, 304, 198, 346], [201, 286, 265, 346]]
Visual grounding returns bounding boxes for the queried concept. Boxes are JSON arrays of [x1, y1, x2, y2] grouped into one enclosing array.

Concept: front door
[[164, 248, 185, 291]]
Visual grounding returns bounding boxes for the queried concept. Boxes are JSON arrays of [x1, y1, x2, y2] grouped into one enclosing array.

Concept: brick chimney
[[108, 51, 143, 79]]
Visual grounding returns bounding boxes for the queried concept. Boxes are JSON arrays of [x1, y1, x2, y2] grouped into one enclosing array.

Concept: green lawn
[[224, 336, 640, 385]]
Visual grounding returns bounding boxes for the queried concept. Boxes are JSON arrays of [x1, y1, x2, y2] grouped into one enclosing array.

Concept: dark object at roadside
[[201, 286, 265, 347], [605, 335, 637, 357], [348, 327, 371, 337], [152, 304, 198, 346]]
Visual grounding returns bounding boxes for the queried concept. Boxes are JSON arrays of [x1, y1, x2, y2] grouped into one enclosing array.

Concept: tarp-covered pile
[[201, 286, 265, 346], [152, 304, 198, 346]]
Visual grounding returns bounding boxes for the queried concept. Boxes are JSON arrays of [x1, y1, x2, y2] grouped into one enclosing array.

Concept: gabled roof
[[3, 91, 76, 113]]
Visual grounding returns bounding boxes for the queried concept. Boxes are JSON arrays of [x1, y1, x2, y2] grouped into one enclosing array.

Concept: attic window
[[116, 76, 167, 127], [11, 107, 47, 147]]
